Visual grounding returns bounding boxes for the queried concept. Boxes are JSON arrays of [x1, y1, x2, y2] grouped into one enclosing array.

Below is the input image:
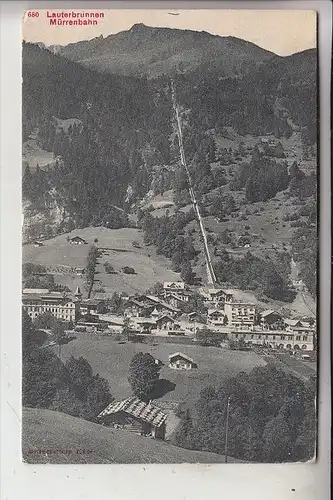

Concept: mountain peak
[[130, 23, 148, 31]]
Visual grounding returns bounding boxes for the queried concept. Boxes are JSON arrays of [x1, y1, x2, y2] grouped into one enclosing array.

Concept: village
[[22, 278, 316, 354]]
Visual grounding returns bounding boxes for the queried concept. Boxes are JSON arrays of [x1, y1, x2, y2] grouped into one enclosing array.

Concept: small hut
[[97, 397, 167, 440]]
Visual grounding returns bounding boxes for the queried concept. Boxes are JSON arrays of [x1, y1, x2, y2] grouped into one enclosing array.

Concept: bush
[[104, 261, 115, 274], [123, 266, 136, 275]]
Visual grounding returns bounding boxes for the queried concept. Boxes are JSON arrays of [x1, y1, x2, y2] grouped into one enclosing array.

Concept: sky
[[22, 9, 316, 56]]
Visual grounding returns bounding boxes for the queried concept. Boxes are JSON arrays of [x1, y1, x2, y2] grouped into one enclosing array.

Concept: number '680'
[[27, 11, 39, 18]]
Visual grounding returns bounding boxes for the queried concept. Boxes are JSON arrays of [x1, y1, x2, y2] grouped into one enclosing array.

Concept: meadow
[[22, 226, 180, 295], [57, 336, 266, 405], [23, 407, 244, 464]]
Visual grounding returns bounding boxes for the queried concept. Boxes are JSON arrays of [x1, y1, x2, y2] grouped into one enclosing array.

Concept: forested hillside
[[22, 31, 317, 299]]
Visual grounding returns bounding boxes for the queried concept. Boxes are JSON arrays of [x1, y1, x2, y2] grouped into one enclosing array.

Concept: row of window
[[234, 333, 310, 341], [27, 312, 72, 320], [27, 306, 74, 314]]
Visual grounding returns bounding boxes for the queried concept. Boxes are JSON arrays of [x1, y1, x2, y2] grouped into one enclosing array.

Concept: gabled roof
[[127, 299, 152, 309], [145, 295, 180, 313], [261, 310, 281, 318], [163, 281, 185, 290], [98, 314, 124, 326], [156, 315, 174, 323], [70, 235, 86, 242], [98, 397, 167, 428], [135, 317, 157, 325], [23, 288, 50, 294], [168, 352, 194, 363], [284, 319, 303, 327], [208, 309, 225, 316]]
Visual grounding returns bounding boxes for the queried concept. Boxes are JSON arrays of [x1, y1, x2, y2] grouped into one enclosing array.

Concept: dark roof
[[81, 298, 103, 306], [98, 397, 167, 427], [70, 236, 86, 242], [168, 352, 194, 363]]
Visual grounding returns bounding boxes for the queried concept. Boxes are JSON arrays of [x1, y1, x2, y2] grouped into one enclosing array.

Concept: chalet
[[155, 315, 176, 331], [80, 298, 106, 316], [169, 352, 197, 370], [132, 317, 157, 333], [237, 235, 252, 247], [144, 296, 181, 318], [224, 302, 256, 330], [98, 397, 167, 440], [123, 299, 154, 318], [98, 314, 124, 333], [163, 281, 186, 292], [207, 309, 227, 327], [69, 236, 86, 245], [284, 319, 308, 332], [200, 287, 233, 308], [164, 291, 193, 307], [260, 310, 283, 330], [76, 314, 108, 332], [187, 311, 204, 323]]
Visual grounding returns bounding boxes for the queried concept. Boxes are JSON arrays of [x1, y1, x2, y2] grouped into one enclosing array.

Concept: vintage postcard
[[21, 8, 318, 464]]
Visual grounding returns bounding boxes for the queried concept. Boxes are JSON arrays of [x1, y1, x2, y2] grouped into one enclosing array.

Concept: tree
[[123, 266, 136, 275], [107, 292, 123, 314], [34, 312, 57, 330], [174, 409, 195, 449], [180, 260, 196, 285], [128, 352, 161, 401], [104, 261, 115, 274], [262, 414, 294, 462], [22, 347, 69, 408], [22, 309, 47, 357]]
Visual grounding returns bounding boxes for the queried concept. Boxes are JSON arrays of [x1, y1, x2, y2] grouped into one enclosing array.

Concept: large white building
[[22, 289, 80, 323], [224, 302, 256, 330]]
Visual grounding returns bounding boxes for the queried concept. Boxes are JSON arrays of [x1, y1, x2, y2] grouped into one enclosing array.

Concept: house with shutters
[[168, 352, 197, 370], [207, 309, 227, 327]]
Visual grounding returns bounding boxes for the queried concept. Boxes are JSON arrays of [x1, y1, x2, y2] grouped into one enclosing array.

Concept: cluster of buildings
[[22, 280, 316, 352]]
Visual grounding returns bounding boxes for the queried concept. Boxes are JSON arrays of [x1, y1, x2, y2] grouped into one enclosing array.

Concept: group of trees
[[140, 210, 198, 283], [231, 147, 290, 202], [23, 43, 174, 229], [287, 161, 317, 297], [22, 310, 112, 421], [174, 365, 316, 463], [214, 251, 296, 302], [291, 225, 317, 297], [22, 262, 69, 292]]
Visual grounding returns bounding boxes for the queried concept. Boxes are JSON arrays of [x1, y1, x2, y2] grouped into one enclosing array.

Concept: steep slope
[[57, 23, 275, 77], [23, 407, 242, 463]]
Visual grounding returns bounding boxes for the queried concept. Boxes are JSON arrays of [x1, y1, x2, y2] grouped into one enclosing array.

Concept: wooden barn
[[97, 397, 167, 440], [168, 352, 197, 370]]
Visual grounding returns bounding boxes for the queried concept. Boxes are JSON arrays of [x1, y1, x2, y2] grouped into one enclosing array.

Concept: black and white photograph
[[21, 8, 318, 465]]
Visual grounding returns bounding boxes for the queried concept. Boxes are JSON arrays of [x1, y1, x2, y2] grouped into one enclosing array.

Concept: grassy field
[[23, 407, 243, 464], [22, 227, 180, 295], [57, 336, 266, 405]]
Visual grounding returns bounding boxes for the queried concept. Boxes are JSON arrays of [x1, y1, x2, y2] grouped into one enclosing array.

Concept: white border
[[0, 2, 331, 499]]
